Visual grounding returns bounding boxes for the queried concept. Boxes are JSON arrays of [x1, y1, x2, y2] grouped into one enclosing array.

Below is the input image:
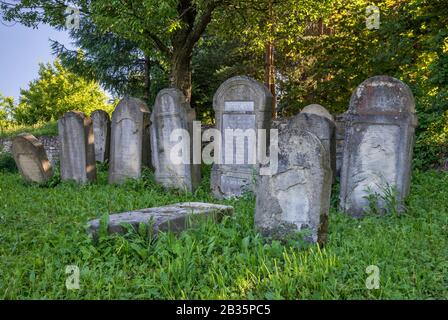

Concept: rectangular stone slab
[[87, 202, 233, 238]]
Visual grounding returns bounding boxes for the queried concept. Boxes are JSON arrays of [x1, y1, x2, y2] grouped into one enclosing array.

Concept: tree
[[1, 0, 231, 101], [13, 60, 111, 125]]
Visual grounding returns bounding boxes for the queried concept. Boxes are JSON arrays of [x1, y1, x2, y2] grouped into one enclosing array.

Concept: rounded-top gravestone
[[340, 75, 417, 216], [150, 88, 200, 192], [211, 76, 273, 198], [109, 97, 151, 184]]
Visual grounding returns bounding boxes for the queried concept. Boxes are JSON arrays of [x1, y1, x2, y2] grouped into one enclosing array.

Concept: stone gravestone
[[91, 110, 111, 163], [11, 133, 53, 184], [211, 76, 273, 198], [87, 202, 233, 239], [58, 111, 97, 183], [109, 97, 151, 184], [340, 75, 418, 216], [291, 104, 336, 182], [151, 88, 200, 192], [255, 123, 332, 245]]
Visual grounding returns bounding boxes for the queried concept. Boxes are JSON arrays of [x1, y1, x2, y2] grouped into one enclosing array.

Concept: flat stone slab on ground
[[87, 202, 233, 238]]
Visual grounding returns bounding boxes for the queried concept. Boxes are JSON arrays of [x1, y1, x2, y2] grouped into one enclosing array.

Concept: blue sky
[[0, 22, 74, 102]]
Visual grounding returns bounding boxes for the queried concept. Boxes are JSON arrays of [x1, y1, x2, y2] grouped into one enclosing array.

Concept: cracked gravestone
[[12, 133, 53, 184], [58, 111, 97, 183], [339, 75, 418, 216], [150, 88, 200, 192], [290, 104, 336, 182], [109, 97, 151, 184], [87, 202, 233, 239], [255, 121, 332, 245]]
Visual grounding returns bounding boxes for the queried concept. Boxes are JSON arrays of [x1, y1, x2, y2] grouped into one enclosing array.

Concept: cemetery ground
[[0, 162, 447, 300]]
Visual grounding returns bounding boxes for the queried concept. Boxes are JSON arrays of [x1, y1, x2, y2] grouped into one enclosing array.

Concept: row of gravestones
[[11, 75, 417, 245]]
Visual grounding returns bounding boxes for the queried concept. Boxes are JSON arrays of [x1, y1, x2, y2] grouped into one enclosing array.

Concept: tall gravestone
[[58, 111, 97, 183], [91, 110, 111, 163], [109, 97, 151, 184], [291, 104, 336, 182], [340, 76, 417, 216], [255, 122, 332, 245], [211, 76, 273, 198], [150, 88, 200, 192], [12, 133, 53, 184]]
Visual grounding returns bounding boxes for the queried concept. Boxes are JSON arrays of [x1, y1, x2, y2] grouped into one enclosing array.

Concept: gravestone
[[340, 76, 418, 216], [255, 123, 332, 245], [211, 76, 273, 198], [109, 97, 151, 184], [87, 202, 233, 239], [11, 133, 53, 184], [290, 104, 336, 182], [58, 111, 97, 183], [151, 88, 200, 191], [91, 110, 111, 163]]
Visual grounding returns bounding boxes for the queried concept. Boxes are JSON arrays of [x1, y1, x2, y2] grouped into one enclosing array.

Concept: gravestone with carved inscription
[[151, 88, 200, 192], [12, 133, 54, 184], [58, 111, 96, 183], [109, 97, 151, 184], [211, 76, 273, 198], [340, 76, 418, 216], [91, 110, 111, 163]]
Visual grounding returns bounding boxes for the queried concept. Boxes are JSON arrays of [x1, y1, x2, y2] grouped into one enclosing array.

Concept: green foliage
[[0, 121, 58, 139], [12, 60, 112, 125], [0, 168, 447, 299], [0, 152, 17, 173]]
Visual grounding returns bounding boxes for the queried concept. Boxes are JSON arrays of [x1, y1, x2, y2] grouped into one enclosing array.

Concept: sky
[[0, 21, 74, 102]]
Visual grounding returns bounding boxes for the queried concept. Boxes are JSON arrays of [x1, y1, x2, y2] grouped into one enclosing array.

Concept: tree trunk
[[170, 45, 193, 102], [144, 56, 151, 104]]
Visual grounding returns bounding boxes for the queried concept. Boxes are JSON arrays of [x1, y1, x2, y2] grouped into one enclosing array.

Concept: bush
[[0, 151, 17, 173]]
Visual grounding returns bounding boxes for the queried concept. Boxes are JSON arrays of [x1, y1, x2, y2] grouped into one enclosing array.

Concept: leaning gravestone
[[255, 123, 332, 245], [211, 76, 273, 198], [87, 202, 233, 239], [290, 104, 336, 182], [91, 110, 111, 163], [11, 133, 53, 184], [109, 97, 151, 184], [58, 111, 97, 183], [340, 75, 418, 216], [151, 88, 200, 192]]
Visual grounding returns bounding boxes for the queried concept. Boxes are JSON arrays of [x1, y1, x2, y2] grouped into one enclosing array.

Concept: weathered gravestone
[[255, 123, 332, 245], [211, 76, 273, 198], [291, 104, 336, 182], [58, 111, 96, 183], [87, 202, 233, 239], [151, 88, 200, 191], [340, 76, 418, 216], [91, 110, 111, 163], [11, 133, 53, 184], [109, 97, 151, 184]]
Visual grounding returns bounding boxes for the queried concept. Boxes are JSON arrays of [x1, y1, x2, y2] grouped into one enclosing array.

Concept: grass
[[0, 121, 58, 139], [0, 165, 447, 299]]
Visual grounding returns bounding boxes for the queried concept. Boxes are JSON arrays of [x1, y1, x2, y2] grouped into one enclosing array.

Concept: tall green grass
[[0, 166, 446, 299]]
